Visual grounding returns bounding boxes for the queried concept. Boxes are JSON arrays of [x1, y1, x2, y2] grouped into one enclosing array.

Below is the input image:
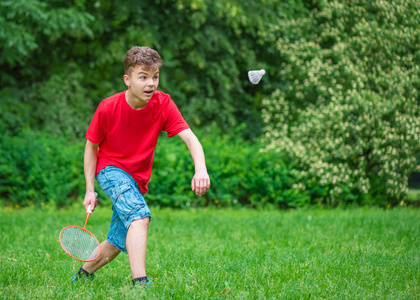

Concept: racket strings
[[60, 227, 99, 261]]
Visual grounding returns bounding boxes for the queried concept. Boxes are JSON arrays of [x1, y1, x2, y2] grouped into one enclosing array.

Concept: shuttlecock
[[248, 69, 265, 85]]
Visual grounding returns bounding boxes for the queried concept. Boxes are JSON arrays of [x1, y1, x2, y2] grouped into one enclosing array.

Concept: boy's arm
[[178, 129, 210, 196], [83, 140, 99, 211]]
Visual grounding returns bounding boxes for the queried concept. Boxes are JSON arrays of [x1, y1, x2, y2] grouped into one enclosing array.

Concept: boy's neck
[[125, 90, 148, 110]]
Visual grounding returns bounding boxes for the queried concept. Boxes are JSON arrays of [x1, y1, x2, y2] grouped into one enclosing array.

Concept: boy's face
[[123, 65, 160, 104]]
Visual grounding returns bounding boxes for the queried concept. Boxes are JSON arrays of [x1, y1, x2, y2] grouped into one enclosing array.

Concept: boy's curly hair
[[124, 46, 163, 75]]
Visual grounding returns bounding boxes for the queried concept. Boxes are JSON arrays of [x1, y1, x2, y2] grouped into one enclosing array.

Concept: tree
[[0, 0, 95, 136], [0, 0, 308, 139]]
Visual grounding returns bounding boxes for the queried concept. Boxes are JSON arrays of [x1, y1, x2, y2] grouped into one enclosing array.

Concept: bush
[[142, 125, 310, 209], [1, 126, 309, 209], [0, 130, 85, 207], [261, 0, 420, 206]]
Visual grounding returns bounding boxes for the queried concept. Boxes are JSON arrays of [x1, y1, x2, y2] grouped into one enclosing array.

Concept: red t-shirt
[[85, 90, 190, 195]]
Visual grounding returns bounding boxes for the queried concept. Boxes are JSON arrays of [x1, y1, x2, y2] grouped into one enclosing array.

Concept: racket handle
[[86, 192, 98, 214]]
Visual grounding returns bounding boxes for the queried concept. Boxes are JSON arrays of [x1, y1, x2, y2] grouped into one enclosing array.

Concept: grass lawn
[[0, 206, 418, 299]]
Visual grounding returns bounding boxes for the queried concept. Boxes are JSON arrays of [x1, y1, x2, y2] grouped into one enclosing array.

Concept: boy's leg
[[95, 166, 152, 282], [126, 217, 150, 278], [82, 240, 121, 274]]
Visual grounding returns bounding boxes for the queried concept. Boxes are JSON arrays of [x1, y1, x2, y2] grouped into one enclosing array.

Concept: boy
[[73, 46, 210, 285]]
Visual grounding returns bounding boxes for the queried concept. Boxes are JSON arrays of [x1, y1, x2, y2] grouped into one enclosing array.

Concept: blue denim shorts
[[96, 166, 151, 253]]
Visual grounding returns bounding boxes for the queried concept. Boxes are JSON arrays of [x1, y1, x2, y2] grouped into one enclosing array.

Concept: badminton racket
[[59, 194, 101, 262]]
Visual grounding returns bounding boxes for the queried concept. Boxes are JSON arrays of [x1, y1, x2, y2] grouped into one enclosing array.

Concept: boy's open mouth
[[144, 90, 154, 95]]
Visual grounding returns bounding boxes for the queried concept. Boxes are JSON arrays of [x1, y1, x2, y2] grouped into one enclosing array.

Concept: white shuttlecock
[[248, 69, 266, 85]]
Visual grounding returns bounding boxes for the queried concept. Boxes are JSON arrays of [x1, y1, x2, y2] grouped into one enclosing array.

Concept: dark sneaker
[[132, 276, 152, 287], [133, 280, 152, 288], [72, 266, 95, 282], [72, 272, 95, 281]]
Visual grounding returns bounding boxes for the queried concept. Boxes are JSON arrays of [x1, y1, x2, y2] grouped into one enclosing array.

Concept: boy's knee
[[131, 217, 150, 229]]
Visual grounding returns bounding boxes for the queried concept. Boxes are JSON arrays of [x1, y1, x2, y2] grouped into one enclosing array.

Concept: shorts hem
[[126, 213, 152, 229], [107, 213, 152, 254]]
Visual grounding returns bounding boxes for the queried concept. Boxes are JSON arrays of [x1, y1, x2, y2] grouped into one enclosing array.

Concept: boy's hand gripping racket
[[59, 194, 101, 262]]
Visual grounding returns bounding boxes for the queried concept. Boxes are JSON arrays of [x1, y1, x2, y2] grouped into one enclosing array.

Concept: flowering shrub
[[261, 0, 420, 206]]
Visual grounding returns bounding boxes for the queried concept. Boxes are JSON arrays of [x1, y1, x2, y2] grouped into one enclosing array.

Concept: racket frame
[[59, 225, 101, 262], [59, 199, 101, 262]]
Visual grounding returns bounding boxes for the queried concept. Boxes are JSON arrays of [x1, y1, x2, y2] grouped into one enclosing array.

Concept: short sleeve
[[85, 101, 107, 144], [163, 99, 190, 137]]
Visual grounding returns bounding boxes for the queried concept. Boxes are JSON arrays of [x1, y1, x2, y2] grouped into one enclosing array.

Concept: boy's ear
[[123, 74, 130, 87]]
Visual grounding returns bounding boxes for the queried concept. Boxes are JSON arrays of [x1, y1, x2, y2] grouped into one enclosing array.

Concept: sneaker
[[72, 266, 95, 282], [134, 280, 152, 288], [72, 273, 95, 281], [132, 276, 152, 287]]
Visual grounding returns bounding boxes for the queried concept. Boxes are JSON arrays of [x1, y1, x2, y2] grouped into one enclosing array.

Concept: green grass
[[0, 206, 419, 299]]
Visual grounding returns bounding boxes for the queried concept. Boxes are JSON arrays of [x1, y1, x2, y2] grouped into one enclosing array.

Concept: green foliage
[[0, 0, 93, 66], [2, 0, 419, 207], [149, 125, 309, 208], [0, 127, 309, 209], [35, 64, 96, 137], [261, 0, 420, 206], [0, 130, 85, 207], [0, 0, 308, 140], [0, 0, 96, 135], [82, 0, 307, 138]]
